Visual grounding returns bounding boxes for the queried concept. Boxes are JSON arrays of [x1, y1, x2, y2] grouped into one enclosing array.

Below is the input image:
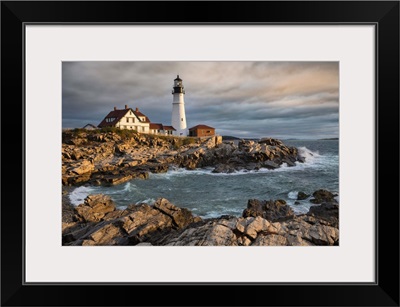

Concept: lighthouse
[[171, 75, 187, 136]]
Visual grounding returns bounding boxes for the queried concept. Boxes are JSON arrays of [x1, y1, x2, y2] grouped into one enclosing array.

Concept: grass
[[66, 127, 200, 147]]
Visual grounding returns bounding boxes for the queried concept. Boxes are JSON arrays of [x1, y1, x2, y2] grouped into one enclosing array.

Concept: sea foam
[[69, 186, 93, 206]]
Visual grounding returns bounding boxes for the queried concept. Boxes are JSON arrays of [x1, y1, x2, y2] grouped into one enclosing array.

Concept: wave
[[135, 198, 156, 205], [288, 191, 299, 200], [123, 182, 138, 192], [69, 186, 93, 206], [298, 146, 320, 162]]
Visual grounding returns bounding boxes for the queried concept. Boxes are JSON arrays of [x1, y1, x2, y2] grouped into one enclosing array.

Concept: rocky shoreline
[[62, 129, 339, 246], [62, 129, 305, 186], [62, 189, 339, 246]]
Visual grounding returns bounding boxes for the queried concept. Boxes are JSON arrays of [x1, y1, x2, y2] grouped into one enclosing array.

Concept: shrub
[[99, 127, 138, 139]]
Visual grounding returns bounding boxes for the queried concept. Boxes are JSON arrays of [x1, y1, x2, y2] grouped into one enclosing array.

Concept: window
[[181, 118, 183, 121], [142, 127, 145, 131]]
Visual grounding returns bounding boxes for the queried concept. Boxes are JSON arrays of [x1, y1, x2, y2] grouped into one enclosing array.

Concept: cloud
[[62, 61, 339, 139]]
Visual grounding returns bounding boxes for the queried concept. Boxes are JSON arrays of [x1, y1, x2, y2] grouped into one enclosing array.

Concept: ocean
[[69, 139, 339, 219]]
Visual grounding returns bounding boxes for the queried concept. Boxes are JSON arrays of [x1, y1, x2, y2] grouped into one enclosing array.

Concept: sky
[[62, 61, 339, 139]]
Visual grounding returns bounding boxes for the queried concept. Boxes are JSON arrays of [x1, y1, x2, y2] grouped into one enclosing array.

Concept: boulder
[[201, 224, 237, 246], [75, 194, 116, 222], [262, 160, 280, 169], [310, 189, 337, 204], [243, 199, 294, 222], [212, 164, 236, 174], [308, 202, 339, 228], [259, 138, 284, 146], [308, 224, 339, 245], [297, 191, 309, 200], [153, 198, 201, 228], [252, 234, 288, 246], [70, 160, 94, 175]]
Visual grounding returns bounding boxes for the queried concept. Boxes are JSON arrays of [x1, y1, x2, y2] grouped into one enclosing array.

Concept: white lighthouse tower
[[171, 75, 187, 136]]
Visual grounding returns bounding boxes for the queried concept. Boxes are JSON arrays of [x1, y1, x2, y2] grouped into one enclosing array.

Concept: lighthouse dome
[[174, 75, 182, 81]]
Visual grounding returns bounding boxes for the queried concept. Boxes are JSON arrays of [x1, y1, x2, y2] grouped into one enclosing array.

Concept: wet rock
[[262, 160, 280, 169], [297, 191, 309, 200], [212, 164, 236, 173], [310, 189, 337, 204]]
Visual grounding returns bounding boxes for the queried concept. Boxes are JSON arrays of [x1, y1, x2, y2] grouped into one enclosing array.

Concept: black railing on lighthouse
[[172, 87, 185, 94]]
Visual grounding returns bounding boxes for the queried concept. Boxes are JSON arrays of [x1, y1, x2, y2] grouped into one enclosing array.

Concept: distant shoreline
[[222, 135, 339, 142]]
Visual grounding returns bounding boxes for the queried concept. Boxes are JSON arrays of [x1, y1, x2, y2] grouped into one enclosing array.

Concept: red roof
[[134, 110, 151, 123], [163, 125, 176, 131], [149, 124, 176, 131], [150, 123, 164, 130], [98, 107, 151, 127], [98, 109, 130, 128], [188, 124, 215, 130]]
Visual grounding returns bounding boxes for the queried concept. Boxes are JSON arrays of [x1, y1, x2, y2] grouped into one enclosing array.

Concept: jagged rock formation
[[62, 192, 339, 246], [62, 130, 305, 186]]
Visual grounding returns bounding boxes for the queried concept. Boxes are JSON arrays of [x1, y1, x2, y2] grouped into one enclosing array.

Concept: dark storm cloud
[[62, 61, 339, 139]]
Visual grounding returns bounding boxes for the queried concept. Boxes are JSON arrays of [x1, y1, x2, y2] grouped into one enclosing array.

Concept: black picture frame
[[1, 1, 399, 306]]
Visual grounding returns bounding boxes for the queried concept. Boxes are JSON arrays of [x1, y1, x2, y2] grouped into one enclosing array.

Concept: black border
[[1, 1, 399, 306]]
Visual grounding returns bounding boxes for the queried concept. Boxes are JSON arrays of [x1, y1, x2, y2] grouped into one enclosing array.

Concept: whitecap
[[69, 186, 93, 206], [298, 146, 320, 163], [288, 191, 299, 200], [136, 198, 156, 205]]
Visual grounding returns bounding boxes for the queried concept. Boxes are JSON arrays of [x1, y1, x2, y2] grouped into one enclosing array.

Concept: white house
[[98, 105, 151, 133], [98, 105, 176, 136], [149, 123, 176, 135]]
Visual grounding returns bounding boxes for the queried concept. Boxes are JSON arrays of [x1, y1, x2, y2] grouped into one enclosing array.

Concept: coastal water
[[69, 140, 339, 219]]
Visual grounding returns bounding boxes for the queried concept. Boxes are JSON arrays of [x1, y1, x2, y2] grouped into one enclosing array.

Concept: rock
[[242, 199, 264, 218], [153, 198, 200, 229], [262, 160, 280, 169], [244, 216, 270, 239], [212, 164, 236, 173], [252, 234, 288, 246], [70, 160, 94, 175], [308, 225, 339, 245], [243, 199, 294, 222], [297, 155, 306, 163], [201, 224, 237, 246], [63, 194, 339, 246], [297, 191, 309, 200], [282, 158, 296, 167], [310, 189, 337, 204], [259, 138, 284, 146], [75, 194, 116, 222], [121, 204, 173, 238], [88, 223, 122, 245], [307, 202, 339, 228]]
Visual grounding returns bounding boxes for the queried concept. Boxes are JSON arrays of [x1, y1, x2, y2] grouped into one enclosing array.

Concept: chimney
[[136, 107, 138, 112], [114, 106, 117, 111], [125, 104, 128, 110]]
